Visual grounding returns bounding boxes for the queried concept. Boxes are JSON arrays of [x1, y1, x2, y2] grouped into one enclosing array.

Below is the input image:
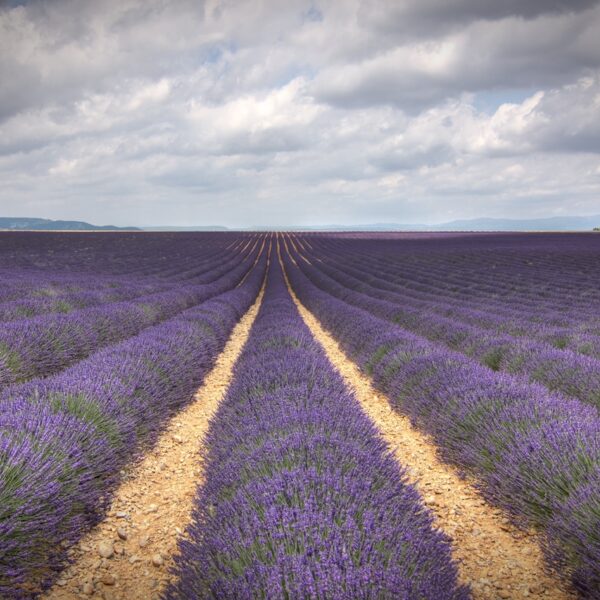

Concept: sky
[[1, 0, 600, 228]]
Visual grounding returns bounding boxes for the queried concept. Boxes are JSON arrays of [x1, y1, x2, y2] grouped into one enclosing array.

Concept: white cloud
[[0, 0, 599, 226]]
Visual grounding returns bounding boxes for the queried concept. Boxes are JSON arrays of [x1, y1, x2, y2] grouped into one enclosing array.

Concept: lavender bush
[[0, 231, 252, 280], [164, 259, 467, 600], [287, 241, 600, 411], [0, 250, 266, 598], [300, 233, 600, 349], [0, 245, 260, 386], [284, 249, 600, 597]]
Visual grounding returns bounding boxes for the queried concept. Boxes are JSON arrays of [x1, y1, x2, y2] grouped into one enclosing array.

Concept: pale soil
[[284, 262, 574, 600], [40, 244, 574, 600], [285, 233, 312, 265], [44, 285, 265, 600], [236, 237, 266, 288]]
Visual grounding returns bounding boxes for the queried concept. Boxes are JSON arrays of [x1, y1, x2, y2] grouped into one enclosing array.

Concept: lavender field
[[1, 231, 599, 599]]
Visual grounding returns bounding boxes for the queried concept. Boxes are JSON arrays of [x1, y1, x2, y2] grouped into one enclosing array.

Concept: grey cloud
[[312, 66, 453, 113], [149, 165, 244, 191], [369, 144, 454, 172], [1, 0, 600, 226], [0, 0, 320, 127], [0, 0, 212, 122], [218, 128, 308, 156], [359, 0, 600, 39], [313, 6, 600, 112]]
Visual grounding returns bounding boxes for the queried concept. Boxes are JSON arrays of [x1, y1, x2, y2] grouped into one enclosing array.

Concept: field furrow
[[43, 279, 266, 600], [0, 246, 260, 386], [285, 239, 600, 412], [2, 231, 599, 599], [283, 242, 600, 595], [286, 259, 572, 600], [0, 250, 266, 598], [165, 256, 467, 599]]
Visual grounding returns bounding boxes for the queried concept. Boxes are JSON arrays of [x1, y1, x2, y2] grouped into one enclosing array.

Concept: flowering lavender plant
[[0, 248, 266, 598], [0, 245, 260, 386], [284, 246, 600, 596], [165, 259, 467, 599], [287, 239, 600, 412]]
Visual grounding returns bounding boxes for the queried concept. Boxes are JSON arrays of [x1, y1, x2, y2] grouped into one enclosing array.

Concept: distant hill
[[431, 215, 600, 232], [142, 226, 229, 231], [0, 218, 140, 231], [5, 215, 599, 232], [277, 215, 600, 232]]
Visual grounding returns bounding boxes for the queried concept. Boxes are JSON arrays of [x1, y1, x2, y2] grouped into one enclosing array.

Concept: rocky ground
[[43, 288, 265, 600], [43, 270, 575, 600], [289, 278, 575, 600]]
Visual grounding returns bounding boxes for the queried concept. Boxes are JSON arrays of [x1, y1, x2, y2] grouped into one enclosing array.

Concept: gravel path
[[43, 285, 265, 600], [285, 265, 574, 600], [40, 252, 575, 599]]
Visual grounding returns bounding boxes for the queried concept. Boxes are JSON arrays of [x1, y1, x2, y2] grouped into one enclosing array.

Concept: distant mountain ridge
[[427, 215, 600, 232], [3, 215, 599, 232], [0, 218, 140, 231], [252, 215, 600, 232], [142, 226, 228, 231]]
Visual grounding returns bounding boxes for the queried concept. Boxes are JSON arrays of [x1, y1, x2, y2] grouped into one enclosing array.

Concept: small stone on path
[[151, 554, 164, 567], [101, 574, 116, 586], [82, 582, 94, 595], [97, 541, 114, 559]]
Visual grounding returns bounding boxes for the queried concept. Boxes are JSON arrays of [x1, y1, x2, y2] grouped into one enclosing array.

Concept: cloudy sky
[[1, 0, 600, 227]]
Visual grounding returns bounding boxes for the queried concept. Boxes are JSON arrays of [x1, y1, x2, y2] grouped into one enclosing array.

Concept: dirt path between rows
[[44, 285, 265, 600], [284, 267, 573, 600]]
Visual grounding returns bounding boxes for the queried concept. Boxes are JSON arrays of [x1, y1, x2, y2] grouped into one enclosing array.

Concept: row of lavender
[[0, 278, 172, 322], [282, 246, 600, 597], [297, 236, 600, 350], [0, 231, 257, 281], [298, 234, 600, 332], [0, 244, 260, 386], [301, 234, 600, 344], [303, 233, 600, 320], [0, 244, 266, 597], [285, 238, 600, 411], [0, 234, 260, 333], [0, 236, 257, 321], [164, 258, 467, 599]]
